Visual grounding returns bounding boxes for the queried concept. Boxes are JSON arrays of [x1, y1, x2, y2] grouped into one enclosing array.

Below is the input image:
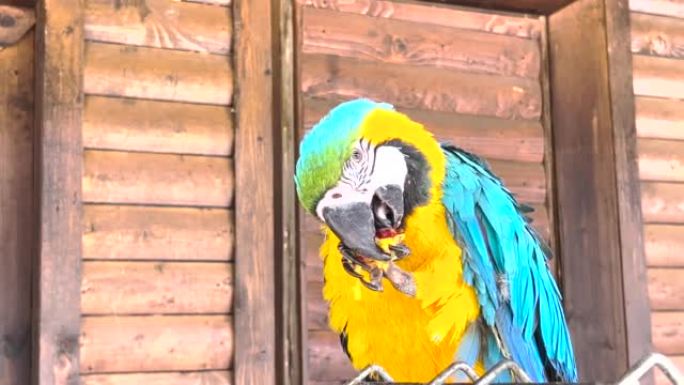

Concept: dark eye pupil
[[352, 150, 362, 160]]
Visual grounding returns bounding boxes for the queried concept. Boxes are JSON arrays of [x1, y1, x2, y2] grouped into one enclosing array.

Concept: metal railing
[[345, 353, 684, 385]]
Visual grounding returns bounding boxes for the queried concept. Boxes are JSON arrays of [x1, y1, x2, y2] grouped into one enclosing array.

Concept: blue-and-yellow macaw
[[295, 99, 577, 383]]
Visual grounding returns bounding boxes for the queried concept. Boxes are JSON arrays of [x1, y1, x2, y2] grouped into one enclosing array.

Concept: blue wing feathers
[[441, 144, 578, 382]]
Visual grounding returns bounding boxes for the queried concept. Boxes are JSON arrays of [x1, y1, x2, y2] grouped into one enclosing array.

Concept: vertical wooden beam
[[32, 0, 83, 384], [0, 29, 34, 385], [233, 0, 277, 384], [548, 0, 651, 381], [273, 0, 304, 384]]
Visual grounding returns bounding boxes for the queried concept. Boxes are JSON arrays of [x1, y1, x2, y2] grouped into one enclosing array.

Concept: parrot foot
[[339, 243, 385, 292]]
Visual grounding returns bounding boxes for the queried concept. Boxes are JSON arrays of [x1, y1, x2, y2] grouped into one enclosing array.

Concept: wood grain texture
[[299, 0, 542, 37], [83, 205, 234, 261], [488, 160, 546, 205], [652, 312, 684, 355], [631, 12, 684, 59], [633, 54, 684, 100], [84, 42, 233, 105], [80, 315, 233, 373], [630, 0, 684, 18], [641, 182, 684, 223], [301, 54, 542, 120], [81, 261, 233, 315], [639, 139, 684, 182], [83, 96, 233, 156], [549, 0, 644, 378], [645, 225, 684, 267], [648, 268, 684, 311], [0, 5, 35, 46], [82, 150, 233, 207], [184, 0, 230, 5], [85, 0, 232, 54], [302, 7, 540, 78], [635, 96, 684, 141], [33, 0, 83, 382], [82, 371, 232, 385], [0, 30, 33, 385], [308, 330, 355, 381], [303, 98, 545, 163], [233, 0, 277, 384]]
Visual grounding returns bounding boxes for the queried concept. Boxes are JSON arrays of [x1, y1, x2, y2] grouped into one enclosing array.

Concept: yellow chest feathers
[[320, 203, 481, 382]]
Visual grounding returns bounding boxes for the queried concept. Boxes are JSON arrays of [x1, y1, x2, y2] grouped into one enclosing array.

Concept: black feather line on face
[[383, 140, 431, 219]]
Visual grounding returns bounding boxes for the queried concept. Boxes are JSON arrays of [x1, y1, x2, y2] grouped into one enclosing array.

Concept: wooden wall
[[0, 24, 34, 385], [78, 1, 234, 384], [629, 0, 684, 381], [296, 1, 549, 383]]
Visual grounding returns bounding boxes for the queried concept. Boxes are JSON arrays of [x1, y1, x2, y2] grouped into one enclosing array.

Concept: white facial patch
[[315, 140, 408, 220]]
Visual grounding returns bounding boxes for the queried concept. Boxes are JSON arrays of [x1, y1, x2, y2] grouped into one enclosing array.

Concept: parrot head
[[295, 98, 445, 294]]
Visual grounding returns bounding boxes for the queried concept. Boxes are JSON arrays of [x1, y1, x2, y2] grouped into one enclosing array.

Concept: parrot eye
[[351, 149, 363, 162]]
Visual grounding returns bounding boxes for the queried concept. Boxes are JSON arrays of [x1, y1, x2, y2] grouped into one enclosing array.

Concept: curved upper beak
[[321, 185, 404, 262]]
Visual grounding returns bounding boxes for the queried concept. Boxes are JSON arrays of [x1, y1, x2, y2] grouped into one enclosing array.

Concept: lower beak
[[322, 202, 391, 262]]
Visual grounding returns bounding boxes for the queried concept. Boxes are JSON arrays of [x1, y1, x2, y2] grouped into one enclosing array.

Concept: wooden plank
[[549, 0, 647, 379], [80, 315, 233, 373], [82, 371, 232, 385], [82, 150, 233, 207], [633, 54, 684, 100], [644, 225, 684, 267], [302, 7, 540, 78], [183, 0, 230, 6], [635, 96, 684, 141], [233, 0, 276, 383], [83, 205, 234, 261], [648, 268, 684, 311], [631, 12, 684, 59], [299, 0, 543, 35], [85, 0, 231, 54], [641, 182, 684, 223], [306, 280, 327, 331], [84, 42, 233, 105], [639, 139, 684, 183], [83, 96, 233, 156], [33, 0, 83, 382], [421, 0, 573, 15], [308, 330, 355, 381], [301, 54, 542, 120], [652, 312, 684, 355], [0, 30, 33, 385], [0, 5, 34, 46], [630, 0, 684, 18], [488, 160, 546, 205], [81, 261, 233, 315], [303, 98, 545, 163]]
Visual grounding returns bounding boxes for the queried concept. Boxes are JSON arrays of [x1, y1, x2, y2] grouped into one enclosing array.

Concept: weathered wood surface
[[488, 160, 546, 204], [641, 182, 684, 223], [82, 371, 232, 385], [630, 0, 684, 18], [82, 150, 233, 207], [34, 0, 83, 382], [648, 268, 684, 311], [306, 281, 327, 331], [84, 42, 233, 105], [80, 315, 233, 373], [638, 139, 684, 182], [83, 96, 233, 156], [631, 12, 684, 59], [302, 7, 540, 78], [635, 96, 684, 141], [85, 0, 231, 54], [303, 98, 544, 163], [0, 5, 35, 46], [82, 261, 233, 315], [308, 330, 355, 381], [0, 30, 33, 385], [644, 225, 684, 267], [652, 311, 684, 355], [633, 54, 684, 100], [301, 54, 542, 120], [83, 205, 233, 261], [299, 0, 543, 36], [233, 0, 277, 383]]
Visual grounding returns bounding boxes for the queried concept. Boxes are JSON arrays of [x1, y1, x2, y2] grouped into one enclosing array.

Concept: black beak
[[322, 202, 391, 261], [321, 184, 406, 262]]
